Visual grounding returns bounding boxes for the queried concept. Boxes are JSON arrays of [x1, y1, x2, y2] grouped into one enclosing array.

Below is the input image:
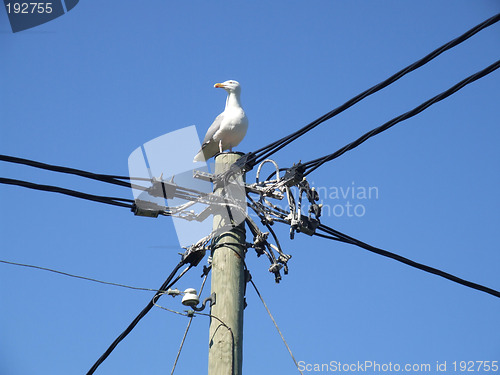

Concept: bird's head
[[214, 80, 241, 94]]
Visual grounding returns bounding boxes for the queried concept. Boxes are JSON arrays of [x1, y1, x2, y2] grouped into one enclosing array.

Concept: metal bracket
[[193, 169, 214, 183], [194, 169, 283, 201], [147, 177, 177, 199], [191, 292, 216, 311], [245, 182, 284, 200]]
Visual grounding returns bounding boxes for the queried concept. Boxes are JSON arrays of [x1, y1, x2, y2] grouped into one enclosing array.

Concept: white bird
[[193, 80, 248, 162]]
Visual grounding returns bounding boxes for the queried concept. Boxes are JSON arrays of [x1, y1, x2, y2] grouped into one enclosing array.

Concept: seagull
[[193, 80, 248, 162]]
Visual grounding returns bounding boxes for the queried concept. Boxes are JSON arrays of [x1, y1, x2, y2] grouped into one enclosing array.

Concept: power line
[[0, 259, 161, 292], [0, 177, 134, 209], [0, 154, 146, 186], [86, 261, 191, 375], [315, 224, 500, 298], [247, 162, 500, 299], [168, 306, 194, 373], [249, 277, 304, 375], [0, 154, 140, 187], [0, 154, 208, 200], [231, 13, 500, 172], [302, 59, 500, 175], [154, 303, 236, 375]]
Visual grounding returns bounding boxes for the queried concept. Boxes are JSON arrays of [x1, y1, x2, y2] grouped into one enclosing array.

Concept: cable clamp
[[232, 152, 257, 173], [131, 200, 165, 218], [297, 215, 320, 236], [146, 175, 177, 199], [268, 263, 283, 283], [253, 232, 269, 257], [166, 288, 181, 297], [281, 163, 305, 187]]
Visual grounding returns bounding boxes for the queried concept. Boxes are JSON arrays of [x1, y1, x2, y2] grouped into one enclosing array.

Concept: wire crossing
[[302, 59, 500, 175]]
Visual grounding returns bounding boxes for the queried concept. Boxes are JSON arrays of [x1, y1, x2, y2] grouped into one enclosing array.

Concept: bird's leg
[[219, 140, 223, 153]]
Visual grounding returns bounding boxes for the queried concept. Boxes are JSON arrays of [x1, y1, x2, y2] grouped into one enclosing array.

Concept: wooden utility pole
[[208, 153, 246, 375]]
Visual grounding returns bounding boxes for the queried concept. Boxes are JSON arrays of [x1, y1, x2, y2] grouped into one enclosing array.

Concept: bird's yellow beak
[[214, 83, 225, 88]]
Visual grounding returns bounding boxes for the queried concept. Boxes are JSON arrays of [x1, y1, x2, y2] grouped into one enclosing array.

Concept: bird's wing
[[202, 113, 224, 145], [193, 113, 224, 162]]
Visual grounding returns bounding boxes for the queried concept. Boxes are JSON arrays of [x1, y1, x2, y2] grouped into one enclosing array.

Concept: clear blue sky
[[1, 1, 499, 374]]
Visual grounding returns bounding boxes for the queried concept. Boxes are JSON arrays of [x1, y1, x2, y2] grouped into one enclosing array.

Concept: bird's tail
[[193, 150, 205, 162]]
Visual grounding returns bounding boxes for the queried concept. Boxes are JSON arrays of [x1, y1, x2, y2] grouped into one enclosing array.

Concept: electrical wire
[[316, 224, 500, 298], [155, 307, 235, 375], [168, 308, 193, 372], [153, 305, 189, 316], [235, 13, 500, 169], [0, 154, 208, 199], [86, 260, 191, 375], [312, 231, 351, 244], [249, 278, 303, 375], [303, 59, 500, 175], [0, 171, 209, 215], [0, 154, 142, 187], [249, 159, 500, 299], [0, 259, 160, 292], [0, 177, 134, 209]]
